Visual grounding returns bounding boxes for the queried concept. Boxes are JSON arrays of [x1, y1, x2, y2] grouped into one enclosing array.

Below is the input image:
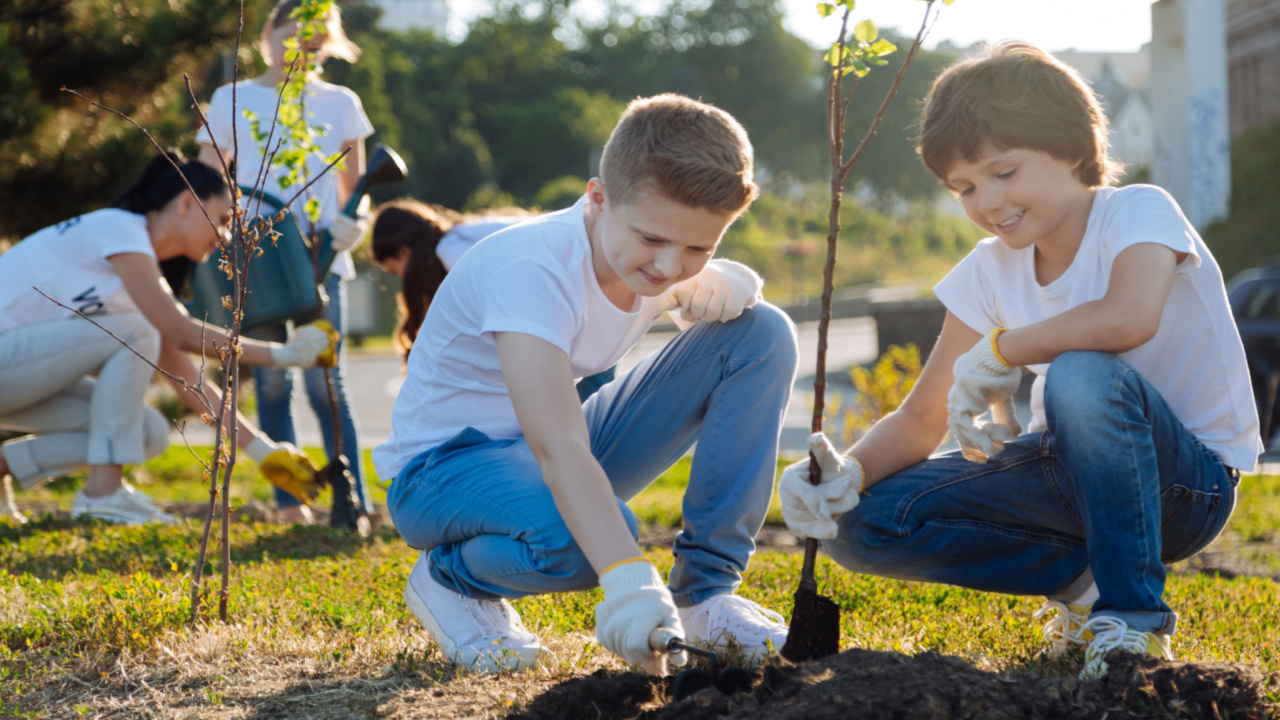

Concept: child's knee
[[141, 407, 170, 460], [1044, 350, 1127, 422], [112, 313, 161, 360], [729, 302, 799, 370], [821, 510, 909, 576]]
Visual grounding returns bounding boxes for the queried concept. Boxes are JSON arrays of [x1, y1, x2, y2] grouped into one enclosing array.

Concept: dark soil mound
[[509, 647, 1273, 720]]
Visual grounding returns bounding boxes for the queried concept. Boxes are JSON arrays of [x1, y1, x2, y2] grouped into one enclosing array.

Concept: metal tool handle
[[650, 628, 682, 654]]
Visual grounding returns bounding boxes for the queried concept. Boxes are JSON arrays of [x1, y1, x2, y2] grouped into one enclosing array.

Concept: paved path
[[172, 317, 881, 456], [173, 317, 1280, 469]]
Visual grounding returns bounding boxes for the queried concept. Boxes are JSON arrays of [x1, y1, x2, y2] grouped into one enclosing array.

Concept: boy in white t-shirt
[[375, 95, 798, 675], [777, 41, 1261, 680]]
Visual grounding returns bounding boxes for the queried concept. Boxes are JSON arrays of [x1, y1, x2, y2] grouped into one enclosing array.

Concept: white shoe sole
[[71, 507, 175, 525], [403, 580, 542, 674]]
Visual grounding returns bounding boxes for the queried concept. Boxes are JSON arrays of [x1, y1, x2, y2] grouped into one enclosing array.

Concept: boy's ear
[[585, 177, 606, 216]]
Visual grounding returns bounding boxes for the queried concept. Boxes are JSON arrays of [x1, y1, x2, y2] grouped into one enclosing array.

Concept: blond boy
[[375, 95, 798, 674]]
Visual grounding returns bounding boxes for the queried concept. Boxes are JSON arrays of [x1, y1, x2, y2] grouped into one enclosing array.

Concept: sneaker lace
[[687, 595, 787, 644], [1034, 600, 1089, 654], [1080, 616, 1155, 657]]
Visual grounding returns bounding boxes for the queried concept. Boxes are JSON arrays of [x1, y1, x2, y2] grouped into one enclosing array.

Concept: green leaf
[[869, 38, 897, 57], [852, 58, 870, 77], [840, 0, 856, 9], [816, 2, 836, 18], [854, 19, 877, 44]]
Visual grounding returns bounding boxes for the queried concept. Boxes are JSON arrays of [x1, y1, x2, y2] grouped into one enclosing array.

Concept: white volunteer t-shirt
[[373, 197, 664, 479], [435, 218, 527, 271], [197, 80, 374, 280], [935, 184, 1262, 471], [0, 209, 157, 332]]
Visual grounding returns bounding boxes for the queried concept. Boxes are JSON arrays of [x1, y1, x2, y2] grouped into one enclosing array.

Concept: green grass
[[3, 451, 1280, 715]]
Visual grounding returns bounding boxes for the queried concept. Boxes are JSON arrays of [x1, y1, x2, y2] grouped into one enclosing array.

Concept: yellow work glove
[[245, 437, 323, 504], [308, 319, 341, 368]]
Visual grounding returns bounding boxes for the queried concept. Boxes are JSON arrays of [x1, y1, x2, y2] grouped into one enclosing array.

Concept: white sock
[[1068, 582, 1099, 607]]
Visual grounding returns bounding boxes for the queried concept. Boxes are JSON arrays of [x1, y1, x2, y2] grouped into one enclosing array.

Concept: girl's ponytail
[[111, 151, 227, 215], [371, 199, 453, 359]]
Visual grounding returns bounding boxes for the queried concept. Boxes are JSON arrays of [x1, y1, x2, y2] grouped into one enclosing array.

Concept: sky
[[446, 0, 1160, 54]]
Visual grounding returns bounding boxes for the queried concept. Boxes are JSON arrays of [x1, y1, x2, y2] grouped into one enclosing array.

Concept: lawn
[[2, 448, 1279, 718]]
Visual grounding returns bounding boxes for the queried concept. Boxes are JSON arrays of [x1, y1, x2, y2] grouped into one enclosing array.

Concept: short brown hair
[[918, 41, 1119, 187], [599, 94, 758, 215]]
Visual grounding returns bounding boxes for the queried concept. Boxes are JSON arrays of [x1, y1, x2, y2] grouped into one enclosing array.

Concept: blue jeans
[[249, 273, 370, 511], [387, 303, 798, 607], [825, 351, 1239, 634]]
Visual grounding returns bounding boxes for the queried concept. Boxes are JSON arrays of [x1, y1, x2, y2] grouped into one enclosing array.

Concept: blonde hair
[[599, 94, 758, 215], [262, 0, 361, 66], [917, 41, 1119, 188]]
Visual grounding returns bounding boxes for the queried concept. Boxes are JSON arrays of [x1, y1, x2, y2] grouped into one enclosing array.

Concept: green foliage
[[0, 0, 247, 239], [824, 344, 922, 448], [1203, 119, 1280, 281]]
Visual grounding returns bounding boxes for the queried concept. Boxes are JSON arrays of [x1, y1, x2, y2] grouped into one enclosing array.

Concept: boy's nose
[[653, 248, 682, 278]]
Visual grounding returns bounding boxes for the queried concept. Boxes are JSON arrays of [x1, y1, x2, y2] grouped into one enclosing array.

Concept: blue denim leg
[[824, 351, 1236, 635], [388, 303, 797, 605], [301, 274, 371, 512], [387, 428, 640, 601], [584, 302, 799, 606], [247, 322, 303, 508]]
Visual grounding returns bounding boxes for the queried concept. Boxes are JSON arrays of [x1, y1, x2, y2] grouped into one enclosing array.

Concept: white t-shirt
[[197, 80, 374, 280], [0, 209, 157, 332], [935, 184, 1262, 471], [373, 197, 665, 479], [435, 218, 527, 271]]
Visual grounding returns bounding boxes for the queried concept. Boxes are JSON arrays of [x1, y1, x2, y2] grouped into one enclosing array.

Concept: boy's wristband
[[990, 327, 1014, 367]]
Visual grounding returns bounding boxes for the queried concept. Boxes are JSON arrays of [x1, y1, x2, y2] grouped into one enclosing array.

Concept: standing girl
[[0, 153, 336, 524], [198, 0, 374, 524]]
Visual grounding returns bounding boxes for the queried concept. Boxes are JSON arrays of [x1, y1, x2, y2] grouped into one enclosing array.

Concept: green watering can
[[184, 144, 408, 330]]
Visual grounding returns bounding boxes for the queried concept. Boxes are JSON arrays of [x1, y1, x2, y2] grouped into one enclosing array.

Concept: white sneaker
[[1034, 600, 1091, 658], [677, 594, 788, 666], [1078, 615, 1173, 680], [404, 552, 545, 674], [3, 475, 27, 525], [71, 484, 176, 525]]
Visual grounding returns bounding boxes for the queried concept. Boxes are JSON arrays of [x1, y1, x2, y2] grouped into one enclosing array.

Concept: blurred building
[[1227, 0, 1280, 136], [1059, 50, 1156, 171], [367, 0, 448, 33]]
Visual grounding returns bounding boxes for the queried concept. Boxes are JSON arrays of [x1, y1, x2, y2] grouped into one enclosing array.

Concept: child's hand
[[948, 331, 1023, 463], [780, 432, 864, 540], [270, 320, 340, 368], [329, 213, 370, 253], [595, 559, 686, 675], [659, 259, 762, 323]]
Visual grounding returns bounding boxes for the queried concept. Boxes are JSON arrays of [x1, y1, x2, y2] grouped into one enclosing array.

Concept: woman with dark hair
[[0, 152, 335, 525]]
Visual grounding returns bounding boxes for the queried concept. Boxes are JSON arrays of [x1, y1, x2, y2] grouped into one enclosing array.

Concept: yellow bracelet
[[601, 557, 650, 576], [990, 327, 1014, 368]]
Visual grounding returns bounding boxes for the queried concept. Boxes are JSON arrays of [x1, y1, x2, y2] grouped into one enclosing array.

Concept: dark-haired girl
[[0, 153, 335, 525]]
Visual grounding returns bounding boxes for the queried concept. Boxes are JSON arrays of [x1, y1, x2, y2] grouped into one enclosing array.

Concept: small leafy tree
[[58, 0, 344, 621]]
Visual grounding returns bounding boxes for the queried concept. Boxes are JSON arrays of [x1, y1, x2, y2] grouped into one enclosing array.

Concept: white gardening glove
[[244, 436, 323, 504], [948, 330, 1023, 463], [595, 560, 686, 675], [780, 433, 864, 540], [659, 259, 763, 324], [328, 213, 370, 253], [269, 320, 339, 368]]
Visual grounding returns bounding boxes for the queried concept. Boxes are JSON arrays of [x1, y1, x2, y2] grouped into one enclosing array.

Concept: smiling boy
[[777, 42, 1261, 680], [374, 94, 798, 674]]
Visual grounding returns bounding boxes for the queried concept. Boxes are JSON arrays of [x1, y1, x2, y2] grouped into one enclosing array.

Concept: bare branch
[[837, 1, 940, 184], [60, 88, 221, 235]]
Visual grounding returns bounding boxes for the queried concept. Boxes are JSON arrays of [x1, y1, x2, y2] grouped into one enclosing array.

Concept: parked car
[[1227, 259, 1280, 445]]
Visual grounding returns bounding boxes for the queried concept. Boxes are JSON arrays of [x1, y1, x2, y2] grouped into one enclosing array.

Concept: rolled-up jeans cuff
[[1093, 609, 1178, 636], [88, 434, 145, 467], [3, 437, 52, 491]]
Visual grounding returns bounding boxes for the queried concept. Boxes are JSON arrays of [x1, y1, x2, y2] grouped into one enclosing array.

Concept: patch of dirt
[[510, 648, 1275, 720]]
